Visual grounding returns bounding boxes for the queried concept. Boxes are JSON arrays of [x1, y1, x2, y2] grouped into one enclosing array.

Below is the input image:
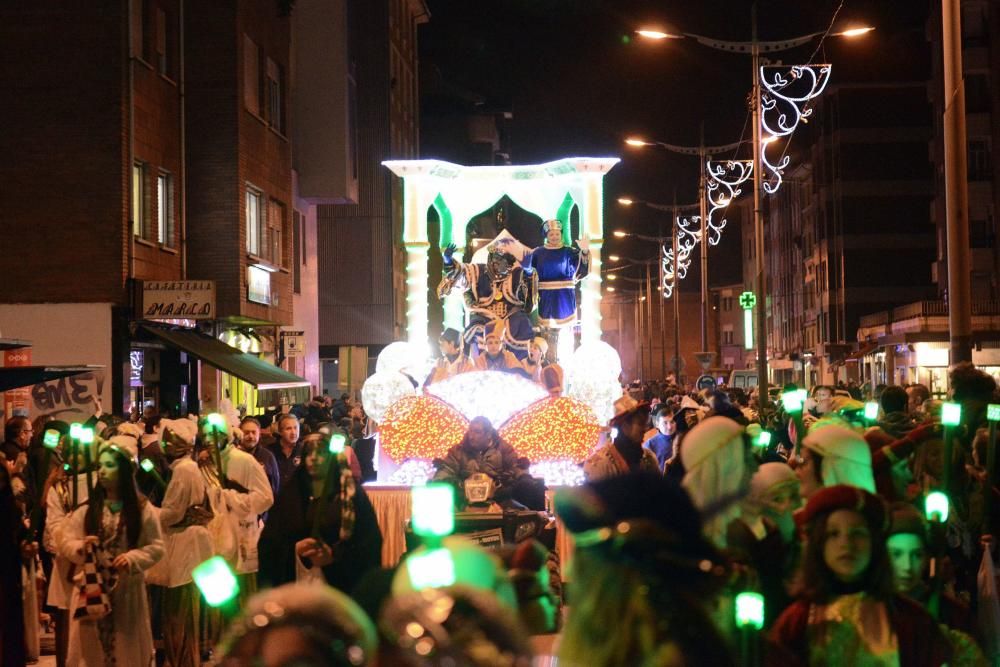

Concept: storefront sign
[[247, 266, 271, 305], [4, 348, 32, 420], [141, 280, 216, 320], [282, 330, 305, 358]]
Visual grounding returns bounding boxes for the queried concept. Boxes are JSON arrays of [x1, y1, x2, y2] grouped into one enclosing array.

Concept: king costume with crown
[[522, 218, 590, 329], [437, 240, 535, 358]]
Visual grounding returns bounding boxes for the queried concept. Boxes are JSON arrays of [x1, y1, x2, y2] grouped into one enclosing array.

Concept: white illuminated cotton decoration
[[361, 371, 417, 424], [566, 341, 623, 424], [425, 371, 547, 427], [376, 341, 432, 385]]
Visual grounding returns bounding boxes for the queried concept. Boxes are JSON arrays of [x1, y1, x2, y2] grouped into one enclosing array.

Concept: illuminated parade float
[[363, 158, 623, 485]]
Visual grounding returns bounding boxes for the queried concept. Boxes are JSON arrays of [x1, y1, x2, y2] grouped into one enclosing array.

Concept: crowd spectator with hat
[[583, 396, 659, 480]]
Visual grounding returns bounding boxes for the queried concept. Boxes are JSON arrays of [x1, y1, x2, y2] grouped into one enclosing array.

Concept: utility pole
[[942, 0, 972, 363], [751, 1, 770, 408]]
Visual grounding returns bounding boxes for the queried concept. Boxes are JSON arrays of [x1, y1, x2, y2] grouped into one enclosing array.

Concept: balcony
[[857, 299, 1000, 342]]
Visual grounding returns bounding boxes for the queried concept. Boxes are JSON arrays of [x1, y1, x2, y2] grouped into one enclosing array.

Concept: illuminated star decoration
[[760, 64, 832, 194], [661, 160, 752, 298]]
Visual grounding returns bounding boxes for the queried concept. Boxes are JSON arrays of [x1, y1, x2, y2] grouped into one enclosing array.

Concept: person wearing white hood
[[210, 418, 273, 601], [680, 416, 757, 550], [155, 417, 214, 667], [796, 423, 876, 498]]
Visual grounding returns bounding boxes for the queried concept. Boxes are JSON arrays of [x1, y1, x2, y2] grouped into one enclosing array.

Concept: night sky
[[419, 0, 932, 288]]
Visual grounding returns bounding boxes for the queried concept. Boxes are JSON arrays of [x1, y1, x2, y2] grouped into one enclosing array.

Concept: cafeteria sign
[[142, 281, 216, 320]]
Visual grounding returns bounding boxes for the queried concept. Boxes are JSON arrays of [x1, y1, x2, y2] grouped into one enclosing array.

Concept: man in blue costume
[[438, 242, 535, 359], [522, 219, 590, 356]]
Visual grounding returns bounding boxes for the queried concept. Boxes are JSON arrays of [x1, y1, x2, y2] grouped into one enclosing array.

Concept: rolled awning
[[140, 325, 311, 406], [0, 365, 102, 392]]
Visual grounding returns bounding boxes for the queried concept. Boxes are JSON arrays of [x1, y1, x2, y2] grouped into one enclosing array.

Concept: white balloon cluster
[[566, 341, 623, 425]]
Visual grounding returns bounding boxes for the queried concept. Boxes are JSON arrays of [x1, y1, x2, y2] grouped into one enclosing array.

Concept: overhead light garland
[[760, 64, 832, 194], [660, 160, 752, 298]]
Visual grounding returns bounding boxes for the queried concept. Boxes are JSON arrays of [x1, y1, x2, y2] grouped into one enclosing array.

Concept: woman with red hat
[[768, 485, 952, 666]]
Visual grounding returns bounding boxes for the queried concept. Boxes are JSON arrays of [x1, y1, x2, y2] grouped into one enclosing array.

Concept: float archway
[[383, 157, 620, 354]]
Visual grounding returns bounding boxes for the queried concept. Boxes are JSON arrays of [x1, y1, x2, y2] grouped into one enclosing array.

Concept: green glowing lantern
[[864, 402, 879, 421], [411, 483, 455, 539], [987, 403, 1000, 422], [140, 458, 155, 473], [781, 392, 803, 414], [329, 433, 347, 455], [757, 431, 772, 448], [43, 429, 61, 449], [79, 428, 95, 445], [924, 491, 950, 523], [69, 423, 83, 440], [734, 591, 765, 630], [206, 413, 227, 431], [192, 556, 240, 607], [941, 402, 961, 426], [405, 548, 456, 590]]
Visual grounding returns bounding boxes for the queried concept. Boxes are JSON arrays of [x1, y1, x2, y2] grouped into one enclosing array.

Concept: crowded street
[[3, 1, 1000, 666]]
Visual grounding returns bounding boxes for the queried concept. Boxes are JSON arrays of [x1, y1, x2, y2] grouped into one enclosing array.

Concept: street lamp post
[[625, 134, 743, 370], [750, 3, 769, 408], [636, 3, 871, 406]]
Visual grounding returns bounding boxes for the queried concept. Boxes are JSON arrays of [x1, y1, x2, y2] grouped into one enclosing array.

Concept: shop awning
[[0, 338, 32, 351], [845, 342, 878, 362], [140, 325, 311, 406], [0, 365, 102, 392]]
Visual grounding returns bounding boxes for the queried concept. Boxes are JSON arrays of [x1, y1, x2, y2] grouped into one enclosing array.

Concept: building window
[[970, 216, 994, 248], [130, 0, 147, 60], [132, 162, 150, 240], [265, 57, 284, 133], [157, 172, 174, 247], [969, 140, 992, 182], [243, 35, 261, 115], [722, 297, 733, 312], [723, 331, 734, 345], [154, 6, 175, 78], [267, 198, 286, 267], [246, 187, 263, 256]]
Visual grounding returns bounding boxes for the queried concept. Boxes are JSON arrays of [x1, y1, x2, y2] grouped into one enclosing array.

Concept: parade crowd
[[2, 354, 999, 666]]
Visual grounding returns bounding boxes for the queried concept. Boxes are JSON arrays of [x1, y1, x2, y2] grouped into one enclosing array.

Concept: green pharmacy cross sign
[[740, 291, 756, 350]]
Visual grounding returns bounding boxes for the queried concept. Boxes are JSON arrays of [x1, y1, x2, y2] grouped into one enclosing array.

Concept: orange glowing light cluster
[[379, 394, 469, 463], [498, 397, 601, 463]]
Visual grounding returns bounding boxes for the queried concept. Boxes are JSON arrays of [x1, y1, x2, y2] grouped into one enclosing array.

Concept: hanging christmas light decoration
[[660, 160, 752, 298], [760, 64, 832, 194], [378, 394, 469, 463], [498, 397, 601, 463]]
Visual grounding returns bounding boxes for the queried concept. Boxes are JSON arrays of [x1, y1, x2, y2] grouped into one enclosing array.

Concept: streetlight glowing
[[613, 230, 628, 238], [762, 134, 778, 145], [607, 274, 617, 281], [608, 254, 621, 261], [636, 29, 681, 40], [624, 138, 648, 147], [836, 26, 874, 38], [606, 286, 616, 292], [617, 197, 635, 206]]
